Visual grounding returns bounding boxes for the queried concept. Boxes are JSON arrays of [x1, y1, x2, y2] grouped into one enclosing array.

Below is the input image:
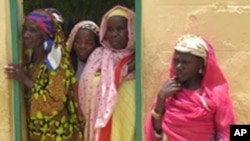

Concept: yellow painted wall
[[0, 0, 12, 140], [142, 0, 250, 136]]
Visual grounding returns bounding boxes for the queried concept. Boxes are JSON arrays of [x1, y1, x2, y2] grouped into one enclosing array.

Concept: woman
[[66, 20, 100, 80], [145, 34, 236, 141], [78, 5, 135, 141], [4, 9, 83, 141]]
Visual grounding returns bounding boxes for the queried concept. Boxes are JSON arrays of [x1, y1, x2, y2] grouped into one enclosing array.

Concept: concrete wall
[[142, 0, 250, 134]]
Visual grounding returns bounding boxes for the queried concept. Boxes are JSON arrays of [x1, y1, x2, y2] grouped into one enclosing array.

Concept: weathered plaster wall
[[0, 0, 12, 140], [142, 0, 250, 136]]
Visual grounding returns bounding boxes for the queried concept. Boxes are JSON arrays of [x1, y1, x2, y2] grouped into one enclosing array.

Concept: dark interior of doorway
[[23, 0, 134, 39]]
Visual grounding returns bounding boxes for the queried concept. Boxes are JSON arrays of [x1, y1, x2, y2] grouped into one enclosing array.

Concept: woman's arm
[[4, 64, 34, 88], [151, 79, 182, 140], [152, 94, 166, 140]]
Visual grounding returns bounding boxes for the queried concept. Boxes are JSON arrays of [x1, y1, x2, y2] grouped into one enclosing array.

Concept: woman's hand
[[5, 64, 24, 81], [157, 79, 182, 100], [154, 79, 182, 115], [152, 79, 182, 138], [4, 64, 34, 88]]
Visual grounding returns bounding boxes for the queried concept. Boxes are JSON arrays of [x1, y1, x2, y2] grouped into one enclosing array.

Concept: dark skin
[[106, 16, 128, 50], [152, 51, 204, 139], [73, 29, 98, 62], [4, 19, 49, 89], [106, 16, 135, 72]]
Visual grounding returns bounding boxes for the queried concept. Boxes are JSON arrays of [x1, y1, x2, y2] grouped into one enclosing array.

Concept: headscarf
[[170, 34, 227, 89], [99, 5, 135, 50], [78, 5, 135, 141], [26, 9, 54, 37], [107, 8, 128, 19], [174, 34, 208, 64], [45, 8, 64, 24], [25, 8, 65, 70], [66, 20, 99, 52], [145, 34, 235, 141]]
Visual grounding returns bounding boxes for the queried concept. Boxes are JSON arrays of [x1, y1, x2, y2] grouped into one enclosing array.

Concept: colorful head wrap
[[174, 34, 208, 64], [107, 8, 128, 19], [25, 8, 65, 71], [26, 9, 54, 38], [66, 20, 99, 51]]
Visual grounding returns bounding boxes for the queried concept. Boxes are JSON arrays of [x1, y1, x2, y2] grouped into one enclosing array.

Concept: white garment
[[75, 59, 86, 80]]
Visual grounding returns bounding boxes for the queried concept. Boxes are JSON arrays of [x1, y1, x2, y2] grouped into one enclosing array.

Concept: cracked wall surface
[[142, 0, 250, 136]]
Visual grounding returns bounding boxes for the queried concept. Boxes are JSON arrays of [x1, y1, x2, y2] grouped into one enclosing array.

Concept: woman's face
[[173, 51, 203, 82], [73, 29, 97, 62], [22, 20, 46, 50], [106, 16, 128, 49]]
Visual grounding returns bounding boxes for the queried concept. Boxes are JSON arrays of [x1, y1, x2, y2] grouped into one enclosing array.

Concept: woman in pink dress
[[78, 5, 135, 141], [145, 34, 236, 141]]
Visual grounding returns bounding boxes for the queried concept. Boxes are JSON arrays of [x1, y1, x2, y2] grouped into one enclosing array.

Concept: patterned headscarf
[[25, 8, 65, 70], [174, 34, 208, 64], [66, 20, 99, 51]]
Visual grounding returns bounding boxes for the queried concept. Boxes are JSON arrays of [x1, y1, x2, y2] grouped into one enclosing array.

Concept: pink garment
[[78, 5, 135, 141], [145, 38, 236, 141]]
